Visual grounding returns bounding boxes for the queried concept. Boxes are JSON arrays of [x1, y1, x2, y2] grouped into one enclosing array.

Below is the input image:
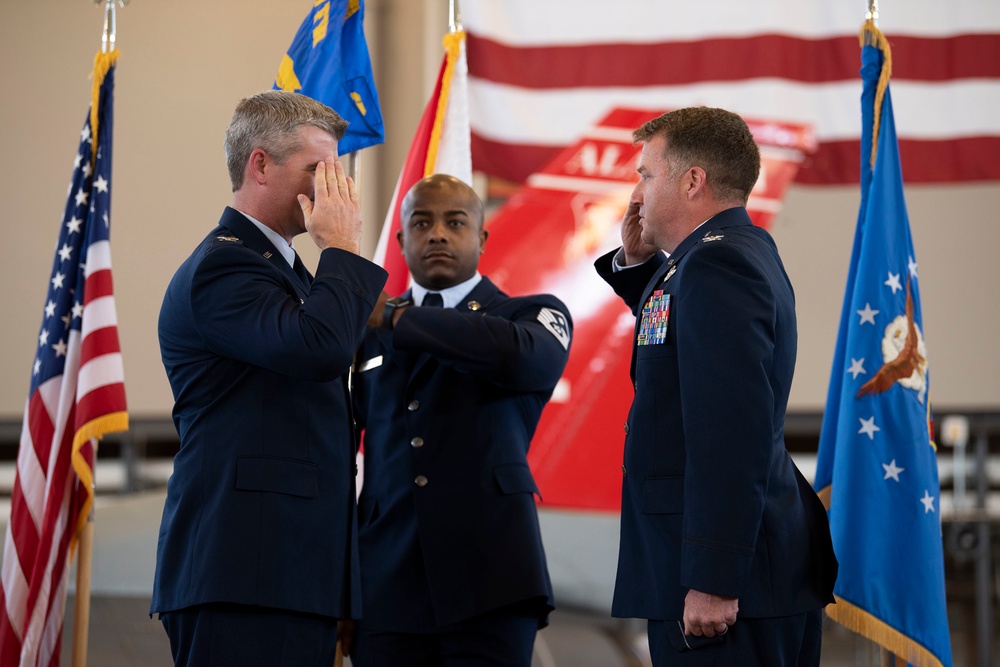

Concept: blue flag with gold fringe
[[814, 21, 952, 667], [275, 0, 384, 154]]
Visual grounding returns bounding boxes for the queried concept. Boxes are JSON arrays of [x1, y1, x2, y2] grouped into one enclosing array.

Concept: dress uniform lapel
[[219, 207, 310, 300], [627, 208, 755, 380], [629, 259, 672, 382], [628, 230, 703, 382]]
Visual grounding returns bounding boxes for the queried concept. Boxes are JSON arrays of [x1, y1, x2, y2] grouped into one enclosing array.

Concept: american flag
[[461, 0, 1000, 186], [0, 50, 127, 667]]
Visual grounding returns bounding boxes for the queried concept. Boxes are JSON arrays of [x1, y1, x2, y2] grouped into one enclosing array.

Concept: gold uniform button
[[408, 400, 420, 411], [410, 437, 424, 448], [414, 475, 429, 487]]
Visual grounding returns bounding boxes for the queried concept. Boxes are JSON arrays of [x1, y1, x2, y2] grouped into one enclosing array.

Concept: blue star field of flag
[[31, 87, 114, 395]]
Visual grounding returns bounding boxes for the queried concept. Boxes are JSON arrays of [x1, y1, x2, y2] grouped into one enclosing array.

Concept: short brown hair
[[633, 107, 760, 204], [224, 90, 348, 191]]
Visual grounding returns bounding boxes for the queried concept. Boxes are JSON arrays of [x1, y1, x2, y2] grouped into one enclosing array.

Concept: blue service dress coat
[[351, 277, 572, 632], [595, 207, 836, 622], [151, 207, 387, 620]]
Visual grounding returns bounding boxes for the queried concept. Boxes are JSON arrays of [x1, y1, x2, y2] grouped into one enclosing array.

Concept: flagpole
[[340, 19, 360, 667], [866, 0, 878, 24], [72, 513, 95, 667], [869, 8, 890, 667], [868, 5, 900, 667], [73, 5, 125, 664], [346, 152, 359, 193], [449, 0, 462, 33], [867, 0, 896, 660]]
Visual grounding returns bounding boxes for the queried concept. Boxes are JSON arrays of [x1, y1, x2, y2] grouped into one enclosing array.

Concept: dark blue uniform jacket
[[596, 207, 836, 621], [151, 207, 386, 620], [352, 277, 572, 631]]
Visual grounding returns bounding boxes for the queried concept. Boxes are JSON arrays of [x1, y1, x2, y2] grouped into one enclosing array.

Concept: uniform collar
[[411, 272, 483, 309], [232, 208, 296, 268]]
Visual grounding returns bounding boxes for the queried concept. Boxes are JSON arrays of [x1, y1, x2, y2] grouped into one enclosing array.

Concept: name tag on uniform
[[356, 355, 383, 372], [637, 290, 670, 346]]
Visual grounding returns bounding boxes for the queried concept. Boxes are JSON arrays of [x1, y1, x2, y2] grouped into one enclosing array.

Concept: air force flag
[[814, 21, 952, 667]]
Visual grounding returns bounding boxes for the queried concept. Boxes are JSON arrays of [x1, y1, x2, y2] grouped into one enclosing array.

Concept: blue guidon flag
[[814, 18, 952, 667], [275, 0, 384, 155]]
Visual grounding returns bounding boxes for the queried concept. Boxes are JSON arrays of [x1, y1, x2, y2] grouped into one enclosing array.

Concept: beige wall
[[1, 0, 997, 421]]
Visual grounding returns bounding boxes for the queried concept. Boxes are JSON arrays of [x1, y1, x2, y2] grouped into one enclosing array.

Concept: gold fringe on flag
[[859, 21, 892, 168], [826, 596, 945, 667], [70, 411, 129, 556], [89, 48, 120, 164], [423, 31, 464, 176], [816, 484, 832, 510]]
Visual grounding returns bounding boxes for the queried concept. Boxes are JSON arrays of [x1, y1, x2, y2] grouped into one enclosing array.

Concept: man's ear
[[478, 227, 489, 254], [685, 166, 708, 200], [396, 228, 405, 254], [248, 148, 268, 186]]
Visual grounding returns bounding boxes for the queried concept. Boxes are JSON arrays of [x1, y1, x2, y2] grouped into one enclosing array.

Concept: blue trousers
[[350, 603, 540, 667], [647, 609, 823, 667], [159, 602, 340, 667]]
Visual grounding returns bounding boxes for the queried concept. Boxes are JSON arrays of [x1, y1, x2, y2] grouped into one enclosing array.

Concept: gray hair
[[224, 90, 348, 191]]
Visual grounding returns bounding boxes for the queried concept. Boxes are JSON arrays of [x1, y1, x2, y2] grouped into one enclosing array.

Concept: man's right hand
[[367, 290, 391, 328], [620, 200, 658, 266], [299, 158, 362, 255]]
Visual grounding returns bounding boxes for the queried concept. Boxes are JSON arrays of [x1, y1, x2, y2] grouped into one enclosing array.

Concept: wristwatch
[[382, 296, 413, 330]]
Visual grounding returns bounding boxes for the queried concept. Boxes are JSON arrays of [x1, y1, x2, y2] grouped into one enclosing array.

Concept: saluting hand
[[620, 199, 659, 266], [298, 157, 362, 254]]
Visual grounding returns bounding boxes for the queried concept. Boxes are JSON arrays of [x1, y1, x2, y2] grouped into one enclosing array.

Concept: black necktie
[[422, 292, 444, 308], [292, 254, 311, 286]]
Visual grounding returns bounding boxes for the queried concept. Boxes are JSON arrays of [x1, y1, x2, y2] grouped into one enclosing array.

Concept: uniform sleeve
[[391, 296, 573, 393], [190, 244, 387, 381], [594, 247, 665, 315], [674, 243, 778, 597]]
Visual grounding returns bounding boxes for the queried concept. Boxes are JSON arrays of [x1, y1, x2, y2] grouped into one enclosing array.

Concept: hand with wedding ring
[[683, 588, 738, 638]]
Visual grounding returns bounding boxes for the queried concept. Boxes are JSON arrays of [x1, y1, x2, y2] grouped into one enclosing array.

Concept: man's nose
[[428, 220, 449, 241]]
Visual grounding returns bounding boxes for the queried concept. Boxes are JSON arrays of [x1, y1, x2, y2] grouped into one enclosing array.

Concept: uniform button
[[407, 400, 420, 411], [410, 437, 424, 448], [622, 465, 628, 477], [414, 475, 428, 487], [623, 422, 629, 434]]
